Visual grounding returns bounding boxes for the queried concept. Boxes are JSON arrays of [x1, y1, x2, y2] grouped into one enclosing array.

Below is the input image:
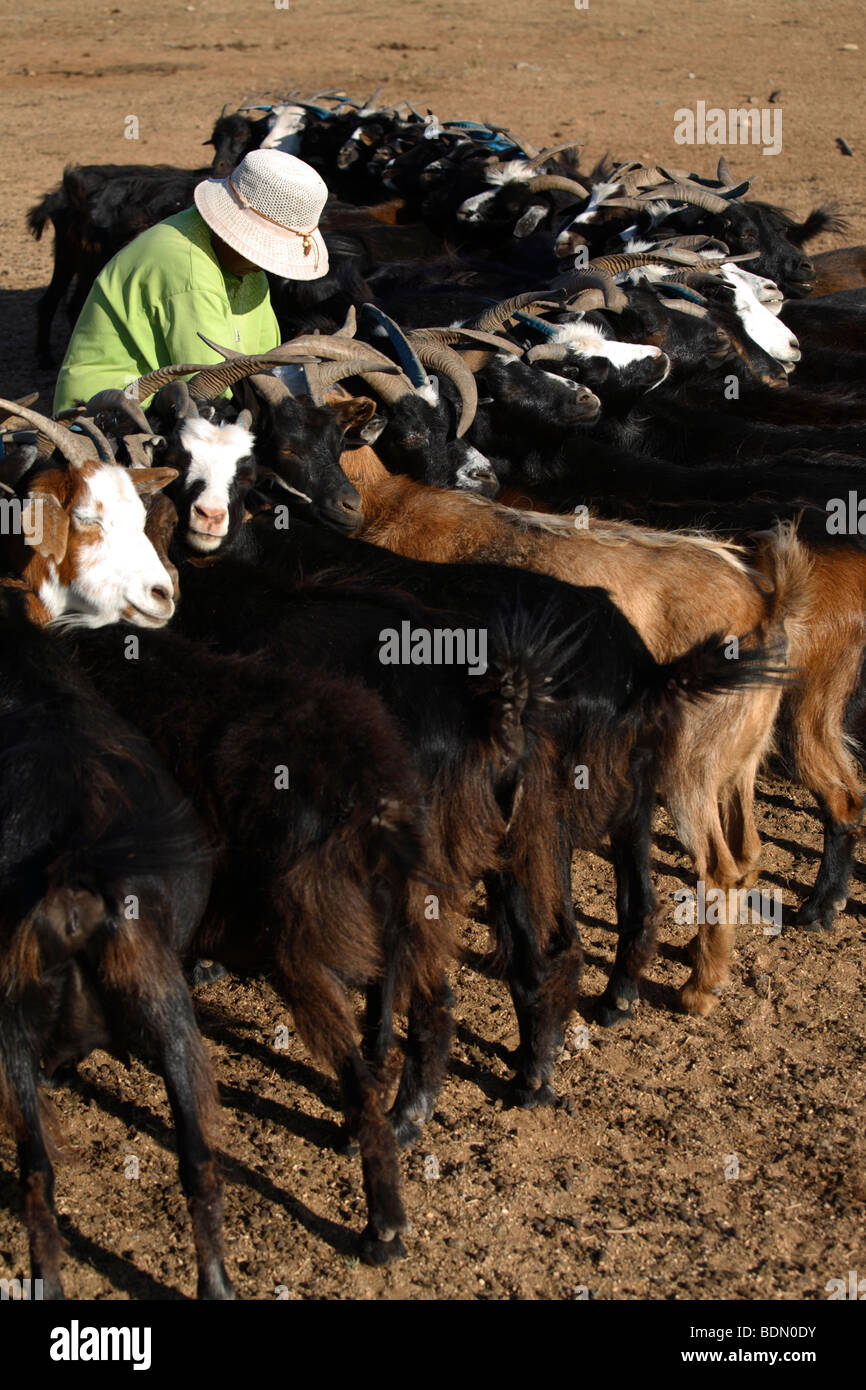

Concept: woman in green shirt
[[53, 149, 329, 412]]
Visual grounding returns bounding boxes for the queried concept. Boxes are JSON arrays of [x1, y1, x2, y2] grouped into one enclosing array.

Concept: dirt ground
[[0, 1, 864, 1302]]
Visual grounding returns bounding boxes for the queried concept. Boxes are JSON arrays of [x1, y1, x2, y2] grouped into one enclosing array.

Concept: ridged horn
[[0, 398, 95, 469], [303, 358, 399, 405], [717, 155, 735, 187], [468, 292, 555, 332], [526, 174, 588, 197], [525, 344, 573, 365], [639, 182, 731, 214], [54, 413, 115, 462], [409, 327, 523, 355], [123, 363, 220, 403], [523, 141, 585, 172], [81, 388, 154, 435], [408, 340, 478, 437]]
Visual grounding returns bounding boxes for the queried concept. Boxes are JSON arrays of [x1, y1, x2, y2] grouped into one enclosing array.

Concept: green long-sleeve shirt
[[53, 206, 281, 412]]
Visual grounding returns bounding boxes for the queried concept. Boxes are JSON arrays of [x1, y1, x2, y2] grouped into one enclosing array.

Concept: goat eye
[[73, 514, 102, 528], [280, 448, 297, 459]]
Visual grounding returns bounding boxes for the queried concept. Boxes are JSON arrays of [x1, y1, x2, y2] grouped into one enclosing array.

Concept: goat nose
[[338, 493, 363, 515], [151, 584, 172, 604], [194, 503, 227, 523]]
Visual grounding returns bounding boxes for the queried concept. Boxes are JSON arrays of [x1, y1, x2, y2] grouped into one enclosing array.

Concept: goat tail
[[751, 518, 814, 639], [480, 597, 584, 763], [647, 632, 791, 724], [27, 200, 51, 241]]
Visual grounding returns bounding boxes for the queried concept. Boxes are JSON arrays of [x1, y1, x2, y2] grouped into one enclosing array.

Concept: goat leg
[[597, 752, 659, 1026], [100, 940, 235, 1300], [0, 1012, 65, 1299], [484, 870, 579, 1108], [339, 1052, 409, 1266], [796, 796, 860, 932], [389, 972, 455, 1148]]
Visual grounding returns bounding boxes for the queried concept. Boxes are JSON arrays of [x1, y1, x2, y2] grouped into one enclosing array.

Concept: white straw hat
[[194, 149, 329, 280]]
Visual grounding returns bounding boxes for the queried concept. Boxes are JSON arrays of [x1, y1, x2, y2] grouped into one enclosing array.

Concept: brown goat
[[340, 446, 805, 1015], [808, 246, 866, 297]]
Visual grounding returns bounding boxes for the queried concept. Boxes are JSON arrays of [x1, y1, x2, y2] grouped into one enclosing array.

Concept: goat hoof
[[188, 959, 228, 987], [337, 1130, 360, 1158], [597, 999, 633, 1027], [359, 1228, 407, 1267], [198, 1270, 237, 1301], [391, 1116, 423, 1150], [509, 1079, 556, 1110], [678, 983, 720, 1017], [795, 900, 836, 932]]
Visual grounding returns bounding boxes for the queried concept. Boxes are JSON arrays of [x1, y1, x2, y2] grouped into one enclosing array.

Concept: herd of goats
[[1, 91, 865, 1298]]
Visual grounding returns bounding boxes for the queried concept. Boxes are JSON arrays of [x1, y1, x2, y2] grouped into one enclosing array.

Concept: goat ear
[[331, 396, 378, 433], [359, 414, 387, 444], [23, 491, 69, 563], [129, 467, 179, 497]]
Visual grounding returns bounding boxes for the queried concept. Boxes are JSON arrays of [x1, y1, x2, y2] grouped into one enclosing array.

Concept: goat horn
[[303, 358, 399, 405], [358, 369, 415, 405], [187, 356, 311, 403], [54, 412, 115, 462], [717, 155, 735, 187], [198, 330, 397, 372], [525, 344, 573, 365], [123, 363, 218, 403], [81, 388, 154, 435], [409, 327, 523, 355], [336, 304, 357, 337], [639, 182, 731, 214], [410, 341, 478, 437], [523, 141, 585, 172], [553, 269, 628, 312], [659, 298, 710, 319], [526, 174, 588, 197], [468, 293, 555, 332], [0, 398, 95, 469], [360, 305, 431, 389]]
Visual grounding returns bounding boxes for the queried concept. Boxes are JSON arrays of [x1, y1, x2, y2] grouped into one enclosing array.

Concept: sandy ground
[[0, 0, 864, 1302]]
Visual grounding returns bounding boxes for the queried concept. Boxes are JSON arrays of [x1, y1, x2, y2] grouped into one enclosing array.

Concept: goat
[[0, 400, 178, 628], [135, 355, 783, 1034], [64, 615, 453, 1263], [336, 448, 799, 1015], [0, 587, 232, 1300]]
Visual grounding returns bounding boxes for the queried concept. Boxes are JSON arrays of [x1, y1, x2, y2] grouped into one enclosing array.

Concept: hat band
[[227, 175, 321, 268]]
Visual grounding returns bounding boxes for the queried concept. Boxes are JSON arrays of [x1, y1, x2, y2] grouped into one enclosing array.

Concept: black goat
[[64, 616, 454, 1263], [0, 588, 232, 1300]]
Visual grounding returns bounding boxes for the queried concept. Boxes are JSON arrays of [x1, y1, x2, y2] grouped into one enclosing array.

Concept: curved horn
[[468, 292, 555, 332], [0, 398, 95, 469], [358, 369, 414, 406], [526, 174, 588, 197], [81, 388, 154, 435], [717, 155, 735, 188], [197, 331, 397, 372], [409, 327, 523, 355], [54, 413, 115, 462], [336, 304, 357, 337], [360, 304, 431, 389], [525, 344, 573, 365], [523, 141, 585, 173], [187, 356, 308, 403], [123, 363, 218, 403], [410, 341, 478, 437], [639, 182, 731, 214], [303, 358, 400, 405], [659, 298, 710, 319]]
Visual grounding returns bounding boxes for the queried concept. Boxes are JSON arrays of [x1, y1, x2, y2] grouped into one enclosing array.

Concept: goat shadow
[[0, 286, 60, 403]]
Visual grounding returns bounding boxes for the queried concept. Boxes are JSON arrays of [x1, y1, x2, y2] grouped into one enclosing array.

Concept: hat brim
[[194, 177, 329, 281]]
